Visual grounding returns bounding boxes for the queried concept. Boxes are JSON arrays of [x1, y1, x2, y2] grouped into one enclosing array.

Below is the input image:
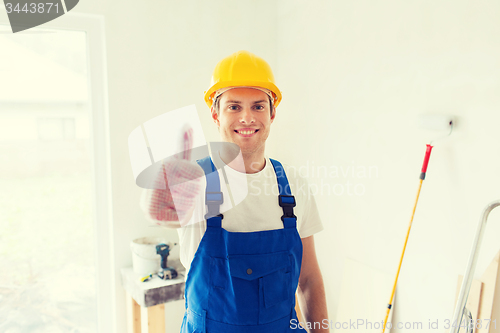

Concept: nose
[[239, 107, 255, 124]]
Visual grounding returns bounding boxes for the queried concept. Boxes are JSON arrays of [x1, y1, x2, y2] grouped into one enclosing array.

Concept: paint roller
[[381, 114, 454, 332], [418, 114, 454, 145]]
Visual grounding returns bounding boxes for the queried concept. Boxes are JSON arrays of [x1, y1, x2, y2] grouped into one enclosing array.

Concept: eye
[[254, 105, 265, 111], [228, 105, 240, 111]]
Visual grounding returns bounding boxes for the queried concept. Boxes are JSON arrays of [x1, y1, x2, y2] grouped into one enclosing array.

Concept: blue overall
[[180, 157, 306, 333]]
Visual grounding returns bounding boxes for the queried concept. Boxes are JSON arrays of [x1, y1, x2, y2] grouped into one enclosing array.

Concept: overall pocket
[[262, 269, 291, 308], [228, 251, 293, 324]]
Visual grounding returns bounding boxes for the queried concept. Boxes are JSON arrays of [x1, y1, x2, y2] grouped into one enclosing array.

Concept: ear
[[270, 106, 276, 123], [211, 106, 220, 127]]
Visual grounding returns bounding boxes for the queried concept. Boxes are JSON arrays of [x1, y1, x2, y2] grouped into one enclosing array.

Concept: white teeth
[[238, 130, 255, 135]]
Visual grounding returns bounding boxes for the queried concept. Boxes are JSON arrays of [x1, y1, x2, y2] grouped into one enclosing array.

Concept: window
[[0, 27, 98, 332]]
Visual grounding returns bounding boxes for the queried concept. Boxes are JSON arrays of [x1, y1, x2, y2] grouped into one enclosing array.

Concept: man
[[144, 50, 328, 332]]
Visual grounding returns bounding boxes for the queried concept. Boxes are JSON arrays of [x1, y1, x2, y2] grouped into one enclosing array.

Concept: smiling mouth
[[235, 129, 259, 135]]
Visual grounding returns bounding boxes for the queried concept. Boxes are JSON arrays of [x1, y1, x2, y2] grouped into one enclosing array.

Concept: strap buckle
[[279, 195, 296, 221], [279, 195, 296, 207], [204, 213, 224, 220], [205, 191, 223, 219], [206, 191, 223, 205]]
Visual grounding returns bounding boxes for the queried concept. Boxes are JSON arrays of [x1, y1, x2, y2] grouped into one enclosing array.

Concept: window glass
[[0, 27, 97, 333]]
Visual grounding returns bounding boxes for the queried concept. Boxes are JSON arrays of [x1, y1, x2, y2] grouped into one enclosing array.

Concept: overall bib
[[180, 157, 306, 333]]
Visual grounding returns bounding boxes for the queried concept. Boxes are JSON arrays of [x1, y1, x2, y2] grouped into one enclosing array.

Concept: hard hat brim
[[204, 81, 282, 109]]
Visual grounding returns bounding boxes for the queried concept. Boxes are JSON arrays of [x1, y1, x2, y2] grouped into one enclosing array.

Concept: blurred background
[[1, 0, 500, 332]]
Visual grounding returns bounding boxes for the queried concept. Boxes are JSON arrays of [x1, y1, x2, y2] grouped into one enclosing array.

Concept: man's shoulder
[[266, 157, 307, 181], [266, 157, 316, 209]]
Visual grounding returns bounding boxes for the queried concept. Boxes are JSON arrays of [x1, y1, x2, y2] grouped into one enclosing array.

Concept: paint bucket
[[130, 237, 166, 276]]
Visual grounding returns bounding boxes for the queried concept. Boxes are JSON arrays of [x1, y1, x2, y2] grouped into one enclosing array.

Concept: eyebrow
[[224, 100, 268, 104]]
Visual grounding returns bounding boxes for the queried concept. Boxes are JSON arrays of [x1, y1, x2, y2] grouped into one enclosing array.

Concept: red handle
[[419, 144, 434, 180], [421, 144, 433, 173]]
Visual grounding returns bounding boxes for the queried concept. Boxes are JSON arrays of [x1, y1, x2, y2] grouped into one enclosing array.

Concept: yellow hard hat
[[204, 50, 282, 108]]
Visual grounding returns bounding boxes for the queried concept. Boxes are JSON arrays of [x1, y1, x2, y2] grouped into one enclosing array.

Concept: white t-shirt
[[177, 156, 324, 274]]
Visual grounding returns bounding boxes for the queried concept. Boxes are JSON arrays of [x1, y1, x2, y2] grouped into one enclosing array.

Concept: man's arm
[[297, 235, 329, 332]]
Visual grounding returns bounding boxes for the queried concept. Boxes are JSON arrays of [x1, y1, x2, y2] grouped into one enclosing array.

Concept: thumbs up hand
[[141, 127, 204, 227]]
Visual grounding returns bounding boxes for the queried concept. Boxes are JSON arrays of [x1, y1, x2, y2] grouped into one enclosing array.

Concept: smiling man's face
[[211, 87, 275, 157]]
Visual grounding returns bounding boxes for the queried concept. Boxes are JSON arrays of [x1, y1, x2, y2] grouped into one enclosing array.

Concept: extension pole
[[381, 144, 434, 332]]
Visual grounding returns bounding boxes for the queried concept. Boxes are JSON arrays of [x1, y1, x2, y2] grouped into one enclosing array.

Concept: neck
[[220, 146, 266, 174]]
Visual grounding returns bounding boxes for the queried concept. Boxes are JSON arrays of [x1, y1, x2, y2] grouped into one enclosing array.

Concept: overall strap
[[196, 156, 223, 228], [269, 159, 297, 229]]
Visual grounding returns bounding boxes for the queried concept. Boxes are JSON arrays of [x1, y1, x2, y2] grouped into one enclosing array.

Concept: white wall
[[68, 0, 500, 331], [272, 0, 500, 330]]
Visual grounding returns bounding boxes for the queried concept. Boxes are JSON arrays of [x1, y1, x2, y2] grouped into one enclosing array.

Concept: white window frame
[[0, 13, 116, 333]]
